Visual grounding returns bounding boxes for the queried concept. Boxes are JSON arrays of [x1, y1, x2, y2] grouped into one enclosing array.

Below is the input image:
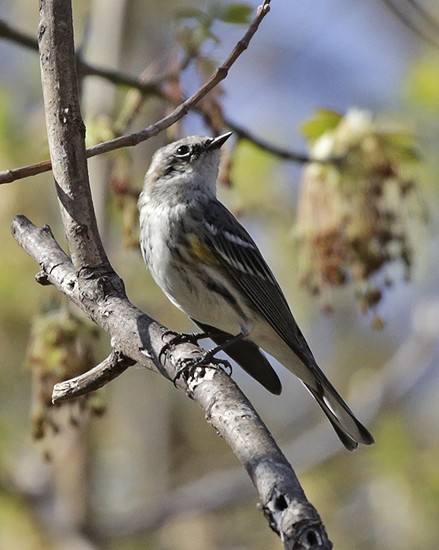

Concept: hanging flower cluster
[[295, 109, 426, 326]]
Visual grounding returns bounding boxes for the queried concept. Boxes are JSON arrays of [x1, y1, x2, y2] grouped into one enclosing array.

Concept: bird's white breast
[[138, 197, 243, 333]]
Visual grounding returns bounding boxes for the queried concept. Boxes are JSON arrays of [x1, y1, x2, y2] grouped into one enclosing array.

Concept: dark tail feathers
[[305, 381, 374, 451]]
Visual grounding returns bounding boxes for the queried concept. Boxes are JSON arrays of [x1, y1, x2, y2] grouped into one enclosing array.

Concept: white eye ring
[[175, 145, 191, 157]]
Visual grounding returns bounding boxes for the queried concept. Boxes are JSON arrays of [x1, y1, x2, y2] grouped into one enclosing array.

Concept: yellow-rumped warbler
[[138, 133, 374, 451]]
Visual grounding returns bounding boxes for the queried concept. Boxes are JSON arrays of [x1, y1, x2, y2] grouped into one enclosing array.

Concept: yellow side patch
[[186, 234, 219, 264]]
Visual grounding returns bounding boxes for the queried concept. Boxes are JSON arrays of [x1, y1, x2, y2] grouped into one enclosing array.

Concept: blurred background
[[1, 0, 439, 549]]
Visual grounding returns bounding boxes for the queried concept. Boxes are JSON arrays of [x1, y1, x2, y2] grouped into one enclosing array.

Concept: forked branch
[[10, 0, 332, 547]]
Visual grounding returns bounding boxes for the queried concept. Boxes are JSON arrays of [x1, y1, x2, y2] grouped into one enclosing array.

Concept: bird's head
[[141, 133, 232, 202]]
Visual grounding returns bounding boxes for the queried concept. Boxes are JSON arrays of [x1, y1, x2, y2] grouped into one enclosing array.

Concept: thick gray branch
[[12, 215, 332, 549], [10, 0, 333, 547], [38, 0, 110, 272]]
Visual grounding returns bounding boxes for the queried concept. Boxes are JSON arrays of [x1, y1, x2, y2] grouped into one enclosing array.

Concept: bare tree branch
[[0, 3, 272, 185], [10, 1, 333, 547], [0, 18, 168, 93], [10, 293, 437, 539], [0, 19, 39, 50], [227, 119, 312, 162], [93, 294, 439, 537], [379, 0, 439, 48], [12, 213, 332, 550], [0, 5, 314, 186], [52, 350, 136, 402], [46, 0, 273, 162], [38, 0, 107, 272], [0, 158, 53, 184]]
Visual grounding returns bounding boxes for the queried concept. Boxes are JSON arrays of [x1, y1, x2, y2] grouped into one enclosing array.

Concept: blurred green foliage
[[300, 109, 343, 142], [0, 490, 49, 550], [0, 1, 439, 550], [408, 52, 439, 113], [177, 1, 252, 50]]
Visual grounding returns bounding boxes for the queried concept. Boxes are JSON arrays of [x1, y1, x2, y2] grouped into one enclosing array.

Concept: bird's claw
[[173, 354, 232, 387], [159, 330, 207, 364]]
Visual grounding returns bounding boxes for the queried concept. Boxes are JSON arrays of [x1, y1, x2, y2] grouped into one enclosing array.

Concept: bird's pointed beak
[[206, 132, 233, 151]]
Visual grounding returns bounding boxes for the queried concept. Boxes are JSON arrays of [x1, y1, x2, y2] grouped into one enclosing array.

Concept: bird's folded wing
[[202, 199, 316, 369]]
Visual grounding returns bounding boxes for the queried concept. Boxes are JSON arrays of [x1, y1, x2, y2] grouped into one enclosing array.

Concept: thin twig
[[0, 3, 272, 185], [11, 0, 333, 544], [74, 0, 272, 158], [0, 159, 53, 184], [11, 214, 332, 550], [379, 0, 439, 48], [227, 119, 312, 162], [0, 19, 39, 50], [0, 19, 165, 93], [0, 2, 316, 186], [52, 351, 136, 403]]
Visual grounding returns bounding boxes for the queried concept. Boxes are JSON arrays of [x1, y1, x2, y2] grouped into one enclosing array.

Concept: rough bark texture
[[12, 215, 332, 549], [10, 1, 333, 548], [38, 0, 109, 273]]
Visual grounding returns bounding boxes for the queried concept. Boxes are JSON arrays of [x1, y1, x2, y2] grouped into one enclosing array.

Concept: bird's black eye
[[175, 145, 191, 158]]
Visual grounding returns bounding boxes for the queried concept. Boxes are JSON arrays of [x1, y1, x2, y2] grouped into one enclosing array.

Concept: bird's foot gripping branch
[[11, 212, 333, 549]]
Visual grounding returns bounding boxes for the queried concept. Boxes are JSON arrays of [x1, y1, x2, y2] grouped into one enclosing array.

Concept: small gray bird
[[138, 133, 374, 451]]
